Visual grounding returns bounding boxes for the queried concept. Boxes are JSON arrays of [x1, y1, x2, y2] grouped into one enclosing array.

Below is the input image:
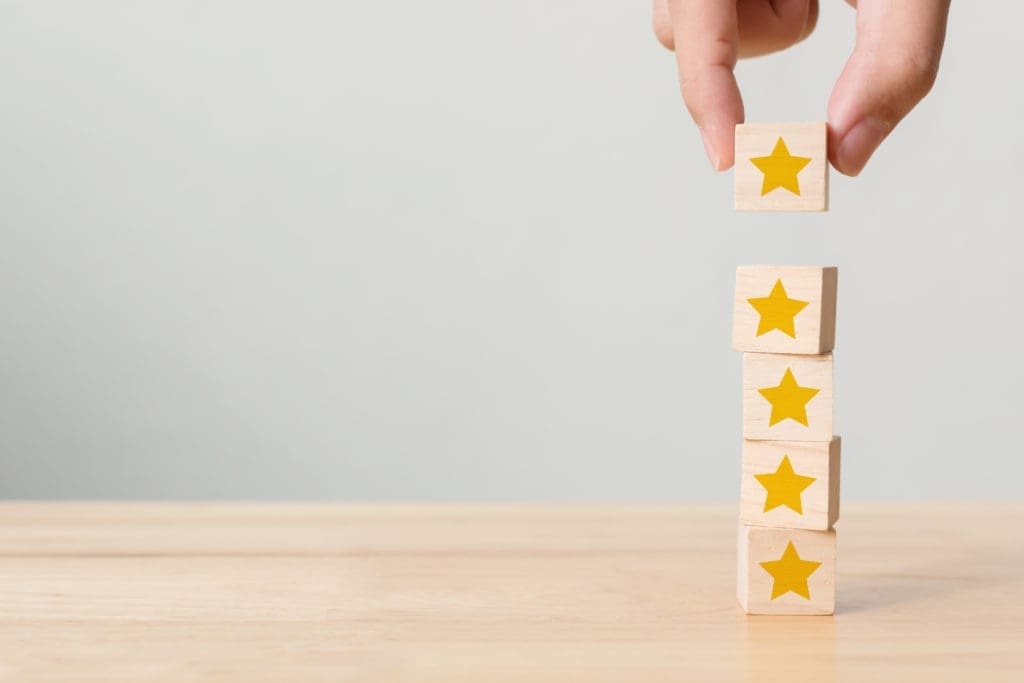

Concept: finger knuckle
[[651, 4, 674, 50], [653, 19, 674, 50], [889, 51, 940, 100]]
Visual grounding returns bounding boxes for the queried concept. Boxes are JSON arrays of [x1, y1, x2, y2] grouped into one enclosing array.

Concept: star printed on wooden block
[[759, 541, 822, 600], [750, 138, 811, 196], [754, 455, 816, 514], [746, 279, 809, 339], [757, 368, 820, 427]]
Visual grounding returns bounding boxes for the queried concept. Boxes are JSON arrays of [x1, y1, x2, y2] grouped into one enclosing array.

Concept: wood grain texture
[[735, 122, 828, 212], [1, 502, 1023, 682], [743, 352, 834, 441], [732, 265, 838, 354], [737, 524, 836, 615], [740, 437, 840, 531]]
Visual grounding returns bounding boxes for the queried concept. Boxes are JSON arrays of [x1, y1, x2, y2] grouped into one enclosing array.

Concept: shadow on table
[[836, 514, 1022, 615], [838, 570, 971, 614], [837, 541, 1011, 614]]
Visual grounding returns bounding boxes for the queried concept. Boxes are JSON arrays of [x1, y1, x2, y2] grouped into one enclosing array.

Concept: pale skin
[[653, 0, 951, 176]]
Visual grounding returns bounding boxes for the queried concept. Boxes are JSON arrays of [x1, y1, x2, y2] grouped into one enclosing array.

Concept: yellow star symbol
[[750, 137, 812, 196], [759, 541, 822, 600], [747, 279, 809, 338], [754, 455, 816, 514], [757, 368, 820, 427]]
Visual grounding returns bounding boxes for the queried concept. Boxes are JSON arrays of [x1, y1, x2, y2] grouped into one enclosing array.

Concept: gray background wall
[[0, 2, 1019, 500]]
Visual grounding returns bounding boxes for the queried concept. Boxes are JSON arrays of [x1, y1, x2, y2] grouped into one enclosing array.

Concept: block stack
[[732, 265, 839, 615], [731, 121, 838, 615]]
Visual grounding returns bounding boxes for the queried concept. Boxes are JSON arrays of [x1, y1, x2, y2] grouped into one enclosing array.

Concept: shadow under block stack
[[732, 265, 839, 615]]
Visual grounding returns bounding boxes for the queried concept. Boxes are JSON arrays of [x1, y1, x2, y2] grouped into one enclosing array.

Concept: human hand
[[653, 0, 951, 176]]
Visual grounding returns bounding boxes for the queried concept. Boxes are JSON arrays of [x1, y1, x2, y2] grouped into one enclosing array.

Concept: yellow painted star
[[750, 137, 812, 196], [757, 368, 820, 427], [759, 541, 822, 600], [747, 279, 809, 338], [754, 455, 816, 514]]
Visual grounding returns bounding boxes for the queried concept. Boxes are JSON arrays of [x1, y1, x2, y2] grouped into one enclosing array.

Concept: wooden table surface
[[1, 502, 1022, 682]]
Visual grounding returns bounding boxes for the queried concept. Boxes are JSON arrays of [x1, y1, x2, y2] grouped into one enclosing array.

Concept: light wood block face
[[734, 122, 828, 212], [740, 437, 841, 531], [737, 524, 836, 615], [732, 265, 837, 355], [743, 352, 833, 442]]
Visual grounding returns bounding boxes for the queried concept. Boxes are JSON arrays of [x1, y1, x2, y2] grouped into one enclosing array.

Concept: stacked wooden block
[[732, 122, 838, 615]]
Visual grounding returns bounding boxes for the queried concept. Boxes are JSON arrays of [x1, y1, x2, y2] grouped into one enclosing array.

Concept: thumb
[[828, 0, 950, 176]]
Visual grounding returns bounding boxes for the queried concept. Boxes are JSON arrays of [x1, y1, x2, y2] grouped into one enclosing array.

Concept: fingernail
[[835, 117, 891, 176], [699, 127, 722, 172]]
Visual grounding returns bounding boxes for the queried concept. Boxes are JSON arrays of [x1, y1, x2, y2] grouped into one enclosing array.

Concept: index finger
[[669, 0, 744, 170]]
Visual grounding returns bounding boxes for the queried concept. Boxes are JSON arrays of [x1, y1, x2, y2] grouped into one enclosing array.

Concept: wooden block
[[737, 524, 836, 615], [740, 437, 841, 531], [743, 352, 833, 442], [732, 265, 838, 355], [734, 122, 828, 212]]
